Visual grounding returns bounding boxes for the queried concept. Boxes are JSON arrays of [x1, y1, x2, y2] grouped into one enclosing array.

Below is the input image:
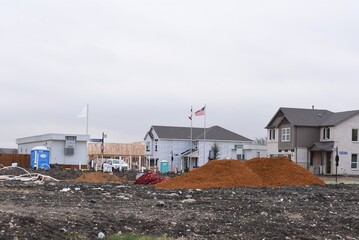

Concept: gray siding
[[295, 127, 320, 148]]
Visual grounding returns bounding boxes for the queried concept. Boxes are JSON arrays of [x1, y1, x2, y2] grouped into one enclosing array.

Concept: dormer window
[[323, 128, 330, 140]]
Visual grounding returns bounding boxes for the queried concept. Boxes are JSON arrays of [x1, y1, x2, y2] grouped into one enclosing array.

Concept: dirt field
[[1, 169, 359, 240]]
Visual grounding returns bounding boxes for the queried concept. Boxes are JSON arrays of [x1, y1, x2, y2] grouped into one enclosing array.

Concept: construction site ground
[[1, 168, 359, 240]]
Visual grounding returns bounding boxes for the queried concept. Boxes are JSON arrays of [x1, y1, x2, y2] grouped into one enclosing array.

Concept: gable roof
[[147, 125, 252, 142], [266, 107, 359, 128], [321, 110, 359, 126]]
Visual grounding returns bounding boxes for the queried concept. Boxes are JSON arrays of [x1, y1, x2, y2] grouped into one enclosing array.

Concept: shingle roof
[[321, 110, 359, 126], [149, 125, 252, 142], [266, 107, 359, 128], [310, 141, 334, 152], [279, 108, 333, 126]]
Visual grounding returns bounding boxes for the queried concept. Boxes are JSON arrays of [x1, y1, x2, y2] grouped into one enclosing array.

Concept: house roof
[[148, 125, 252, 142], [310, 141, 334, 152], [266, 107, 359, 128], [320, 110, 359, 126]]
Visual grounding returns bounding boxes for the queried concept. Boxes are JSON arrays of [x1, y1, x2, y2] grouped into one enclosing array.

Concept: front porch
[[309, 141, 334, 175], [181, 149, 199, 172]]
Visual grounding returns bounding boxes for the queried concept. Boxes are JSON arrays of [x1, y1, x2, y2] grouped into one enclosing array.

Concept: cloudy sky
[[1, 0, 359, 148]]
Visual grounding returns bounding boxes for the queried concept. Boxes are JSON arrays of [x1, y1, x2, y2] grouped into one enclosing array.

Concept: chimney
[[312, 105, 314, 110]]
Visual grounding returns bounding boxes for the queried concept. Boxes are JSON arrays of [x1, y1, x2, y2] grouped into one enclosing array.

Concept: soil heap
[[74, 172, 124, 184], [155, 157, 325, 189]]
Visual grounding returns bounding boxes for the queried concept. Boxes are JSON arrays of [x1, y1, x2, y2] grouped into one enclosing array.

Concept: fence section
[[0, 154, 30, 168]]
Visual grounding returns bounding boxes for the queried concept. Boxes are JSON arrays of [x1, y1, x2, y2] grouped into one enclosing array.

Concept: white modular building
[[16, 133, 89, 168]]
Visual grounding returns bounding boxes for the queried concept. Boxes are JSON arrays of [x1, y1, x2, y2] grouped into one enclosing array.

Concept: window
[[145, 141, 150, 152], [351, 154, 358, 169], [323, 128, 330, 140], [269, 129, 275, 140], [352, 129, 358, 142], [281, 128, 290, 142]]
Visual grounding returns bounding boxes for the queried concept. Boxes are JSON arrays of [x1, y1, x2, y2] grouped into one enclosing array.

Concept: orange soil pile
[[74, 172, 124, 184], [155, 157, 325, 189]]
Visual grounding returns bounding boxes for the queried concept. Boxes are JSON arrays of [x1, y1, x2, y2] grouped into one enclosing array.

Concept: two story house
[[266, 107, 359, 175], [144, 125, 266, 172]]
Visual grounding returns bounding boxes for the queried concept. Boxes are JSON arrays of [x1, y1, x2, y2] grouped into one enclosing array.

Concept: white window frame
[[145, 141, 151, 152], [323, 128, 330, 140], [281, 128, 290, 142], [351, 154, 358, 170], [269, 129, 275, 140]]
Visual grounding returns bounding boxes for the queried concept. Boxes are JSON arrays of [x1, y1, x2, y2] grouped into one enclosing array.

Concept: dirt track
[[1, 171, 359, 240]]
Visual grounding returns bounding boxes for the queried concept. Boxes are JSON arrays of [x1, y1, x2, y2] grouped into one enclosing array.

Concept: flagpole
[[190, 106, 193, 170], [204, 104, 206, 163], [190, 106, 193, 143], [86, 103, 89, 135]]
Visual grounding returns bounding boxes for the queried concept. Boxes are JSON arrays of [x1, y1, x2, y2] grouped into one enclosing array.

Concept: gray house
[[266, 107, 359, 175], [144, 125, 266, 172]]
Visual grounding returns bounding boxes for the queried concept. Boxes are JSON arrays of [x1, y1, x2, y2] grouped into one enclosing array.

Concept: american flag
[[194, 106, 206, 116]]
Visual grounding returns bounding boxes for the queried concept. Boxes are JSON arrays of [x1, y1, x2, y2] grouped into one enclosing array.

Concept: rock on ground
[[0, 180, 359, 239]]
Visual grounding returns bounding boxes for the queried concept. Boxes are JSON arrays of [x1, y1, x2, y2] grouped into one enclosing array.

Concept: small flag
[[188, 106, 193, 120], [77, 105, 87, 118], [194, 106, 206, 116]]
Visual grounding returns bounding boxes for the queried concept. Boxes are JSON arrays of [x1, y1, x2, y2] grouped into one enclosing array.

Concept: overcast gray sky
[[1, 0, 359, 148]]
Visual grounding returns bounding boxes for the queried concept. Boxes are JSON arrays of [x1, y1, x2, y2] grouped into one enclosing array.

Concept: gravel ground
[[1, 169, 359, 240]]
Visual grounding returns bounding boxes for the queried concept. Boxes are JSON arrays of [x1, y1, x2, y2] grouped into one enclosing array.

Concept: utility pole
[[101, 132, 107, 158]]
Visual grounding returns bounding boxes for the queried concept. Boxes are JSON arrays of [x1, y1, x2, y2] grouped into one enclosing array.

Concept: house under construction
[[87, 142, 146, 171]]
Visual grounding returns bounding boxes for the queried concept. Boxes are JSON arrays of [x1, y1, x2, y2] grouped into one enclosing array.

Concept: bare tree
[[254, 137, 267, 145]]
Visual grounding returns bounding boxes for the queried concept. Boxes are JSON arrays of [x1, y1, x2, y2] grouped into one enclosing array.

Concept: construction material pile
[[0, 166, 59, 182], [134, 172, 169, 185], [155, 157, 325, 189], [74, 172, 124, 184]]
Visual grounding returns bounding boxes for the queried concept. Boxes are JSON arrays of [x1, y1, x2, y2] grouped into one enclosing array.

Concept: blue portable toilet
[[160, 160, 169, 173], [31, 146, 50, 170]]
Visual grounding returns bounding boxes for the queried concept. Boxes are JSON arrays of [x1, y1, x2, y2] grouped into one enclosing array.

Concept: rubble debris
[[0, 166, 59, 182], [155, 157, 325, 189]]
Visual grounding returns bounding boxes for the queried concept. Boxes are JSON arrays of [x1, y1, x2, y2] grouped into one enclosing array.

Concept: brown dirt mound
[[155, 157, 325, 189], [246, 157, 325, 187], [74, 172, 124, 184], [156, 160, 262, 189]]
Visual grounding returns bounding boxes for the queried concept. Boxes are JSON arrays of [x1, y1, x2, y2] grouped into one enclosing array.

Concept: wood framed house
[[266, 107, 359, 175], [144, 125, 266, 173]]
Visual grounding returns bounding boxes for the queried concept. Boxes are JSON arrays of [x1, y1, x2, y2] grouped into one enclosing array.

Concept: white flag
[[77, 106, 87, 118]]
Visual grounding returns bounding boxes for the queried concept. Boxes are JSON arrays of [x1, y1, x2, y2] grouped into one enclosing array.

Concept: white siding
[[331, 114, 359, 175], [295, 147, 309, 169]]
